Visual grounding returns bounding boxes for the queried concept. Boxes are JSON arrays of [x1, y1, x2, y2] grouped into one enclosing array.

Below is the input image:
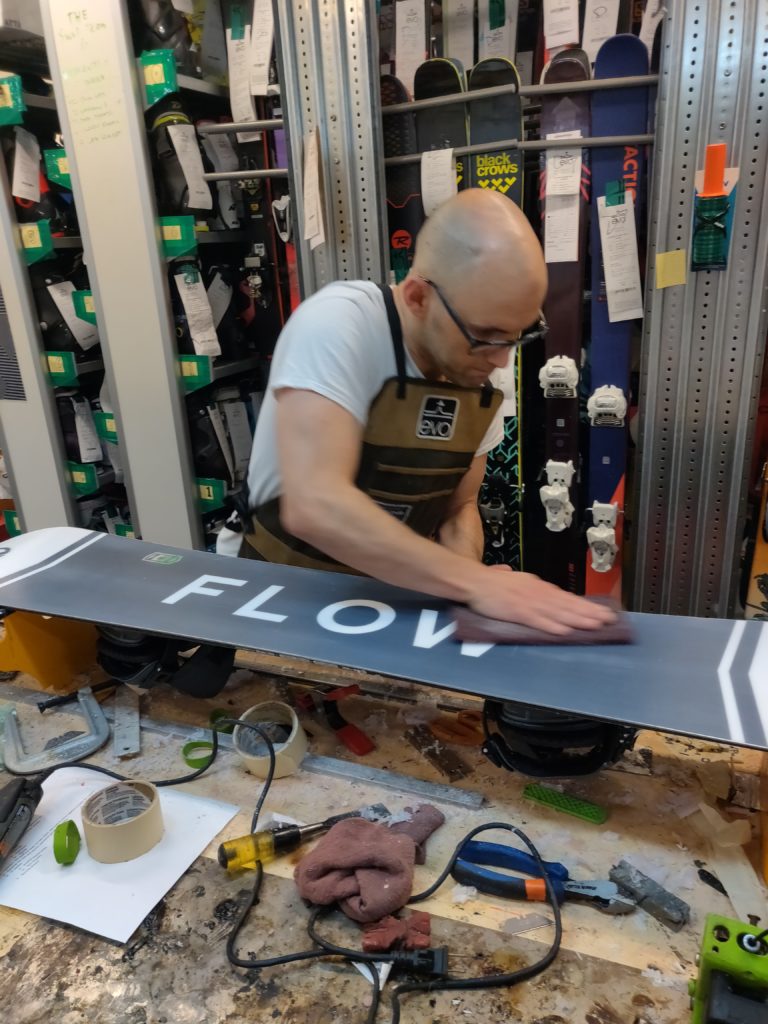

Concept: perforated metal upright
[[273, 0, 388, 295], [632, 0, 768, 617]]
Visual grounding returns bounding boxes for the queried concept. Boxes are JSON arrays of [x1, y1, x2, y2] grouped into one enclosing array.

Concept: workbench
[[1, 652, 766, 1024]]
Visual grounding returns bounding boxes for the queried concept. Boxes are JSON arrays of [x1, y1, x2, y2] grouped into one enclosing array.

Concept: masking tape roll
[[233, 701, 307, 780], [81, 780, 163, 864]]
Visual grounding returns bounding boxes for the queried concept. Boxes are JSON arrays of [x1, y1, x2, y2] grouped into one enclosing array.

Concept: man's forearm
[[283, 485, 487, 602], [438, 503, 484, 561]]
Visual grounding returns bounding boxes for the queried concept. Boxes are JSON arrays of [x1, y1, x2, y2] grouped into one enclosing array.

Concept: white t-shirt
[[216, 280, 505, 556]]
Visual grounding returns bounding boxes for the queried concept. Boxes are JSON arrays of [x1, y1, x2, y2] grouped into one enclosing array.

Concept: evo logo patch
[[417, 396, 459, 441], [375, 500, 412, 523], [143, 552, 183, 565]]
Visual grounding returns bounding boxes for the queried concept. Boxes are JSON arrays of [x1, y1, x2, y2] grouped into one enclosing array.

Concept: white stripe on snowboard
[[0, 529, 103, 588], [717, 620, 746, 744], [748, 622, 768, 744]]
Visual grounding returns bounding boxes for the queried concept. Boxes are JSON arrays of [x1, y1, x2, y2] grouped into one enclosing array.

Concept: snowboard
[[746, 462, 768, 620], [585, 36, 649, 599], [468, 57, 525, 568], [1, 527, 767, 751], [413, 58, 469, 195], [380, 74, 422, 283], [529, 50, 591, 592]]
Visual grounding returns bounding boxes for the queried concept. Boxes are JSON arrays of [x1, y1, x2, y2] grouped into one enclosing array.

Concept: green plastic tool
[[689, 914, 768, 1022], [522, 783, 608, 825]]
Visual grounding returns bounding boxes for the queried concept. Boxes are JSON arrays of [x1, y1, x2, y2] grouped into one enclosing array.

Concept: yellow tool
[[218, 803, 390, 872], [0, 612, 97, 691]]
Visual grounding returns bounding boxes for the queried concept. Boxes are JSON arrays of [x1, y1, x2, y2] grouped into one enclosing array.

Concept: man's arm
[[436, 454, 487, 561], [275, 388, 613, 635]]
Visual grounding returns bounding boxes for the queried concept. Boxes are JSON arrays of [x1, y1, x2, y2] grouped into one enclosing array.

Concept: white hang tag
[[207, 403, 236, 487], [223, 399, 253, 478], [478, 0, 516, 60], [597, 194, 644, 322], [12, 126, 40, 203], [207, 272, 233, 329], [200, 130, 240, 229], [442, 0, 475, 72], [543, 0, 580, 51], [395, 0, 427, 98], [544, 194, 580, 263], [545, 130, 582, 197], [516, 51, 534, 88], [302, 128, 325, 249], [167, 124, 213, 211], [46, 281, 100, 351], [582, 0, 620, 64], [174, 273, 222, 357], [640, 0, 665, 58], [250, 0, 274, 96], [71, 397, 102, 463], [421, 149, 457, 217], [226, 25, 260, 142]]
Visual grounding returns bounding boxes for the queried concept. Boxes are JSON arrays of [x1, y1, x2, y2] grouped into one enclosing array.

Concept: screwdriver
[[218, 803, 389, 872]]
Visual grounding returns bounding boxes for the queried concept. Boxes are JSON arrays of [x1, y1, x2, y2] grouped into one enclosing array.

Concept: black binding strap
[[379, 284, 408, 398]]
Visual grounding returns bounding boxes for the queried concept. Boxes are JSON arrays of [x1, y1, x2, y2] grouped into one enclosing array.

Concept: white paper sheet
[[478, 0, 516, 61], [545, 130, 582, 197], [421, 148, 458, 217], [250, 0, 274, 95], [226, 25, 260, 142], [167, 124, 213, 211], [582, 0, 620, 64], [0, 768, 238, 944], [72, 397, 102, 463], [207, 271, 233, 329], [543, 0, 579, 51], [544, 193, 580, 263], [302, 127, 325, 249], [442, 0, 475, 72], [12, 126, 40, 203], [46, 281, 100, 351], [174, 273, 222, 357], [597, 194, 644, 321], [395, 0, 427, 98]]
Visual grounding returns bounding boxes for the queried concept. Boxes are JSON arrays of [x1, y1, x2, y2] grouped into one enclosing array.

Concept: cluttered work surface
[[1, 651, 767, 1024]]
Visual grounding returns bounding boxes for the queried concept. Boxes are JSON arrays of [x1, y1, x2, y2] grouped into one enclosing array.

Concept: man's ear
[[400, 275, 430, 320]]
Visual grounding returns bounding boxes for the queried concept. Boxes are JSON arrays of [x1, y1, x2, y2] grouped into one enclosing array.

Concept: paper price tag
[[12, 127, 41, 203], [597, 194, 644, 321], [442, 0, 475, 73], [227, 24, 260, 142], [582, 0, 620, 64], [395, 0, 427, 98], [144, 63, 165, 86], [72, 397, 102, 463], [545, 130, 582, 197], [250, 0, 275, 96], [478, 0, 514, 61], [47, 281, 100, 351], [21, 224, 41, 249], [167, 124, 213, 211], [543, 0, 579, 51], [207, 272, 233, 329], [421, 149, 458, 217], [174, 273, 221, 357], [544, 194, 580, 263]]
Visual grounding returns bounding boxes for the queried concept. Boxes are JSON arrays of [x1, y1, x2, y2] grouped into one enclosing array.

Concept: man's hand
[[470, 564, 616, 635]]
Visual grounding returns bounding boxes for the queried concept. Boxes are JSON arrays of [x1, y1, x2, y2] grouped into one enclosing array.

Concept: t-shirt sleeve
[[475, 404, 504, 456], [267, 292, 383, 426]]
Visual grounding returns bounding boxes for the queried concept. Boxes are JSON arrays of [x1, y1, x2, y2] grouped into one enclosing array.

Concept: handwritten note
[[250, 0, 274, 96], [545, 194, 580, 263], [478, 0, 516, 60], [227, 23, 260, 142], [582, 0, 620, 64], [545, 130, 582, 197], [442, 0, 475, 72], [11, 127, 40, 203], [543, 0, 579, 51], [174, 273, 221, 357], [167, 124, 213, 210], [395, 0, 427, 98]]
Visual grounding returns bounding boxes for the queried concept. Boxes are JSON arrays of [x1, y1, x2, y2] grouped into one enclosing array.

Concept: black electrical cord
[[755, 927, 768, 944]]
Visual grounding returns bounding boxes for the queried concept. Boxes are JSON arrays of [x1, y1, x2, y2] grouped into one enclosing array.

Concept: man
[[218, 189, 613, 636]]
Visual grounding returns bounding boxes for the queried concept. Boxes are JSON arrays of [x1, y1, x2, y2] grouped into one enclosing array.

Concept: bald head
[[411, 189, 546, 310]]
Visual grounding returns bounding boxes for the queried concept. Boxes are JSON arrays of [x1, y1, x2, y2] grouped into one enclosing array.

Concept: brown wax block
[[451, 599, 633, 646]]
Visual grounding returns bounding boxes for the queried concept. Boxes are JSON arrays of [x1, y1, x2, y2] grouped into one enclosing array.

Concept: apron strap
[[379, 284, 408, 399]]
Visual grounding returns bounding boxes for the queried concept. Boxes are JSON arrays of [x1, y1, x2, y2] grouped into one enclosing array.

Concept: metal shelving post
[[632, 0, 768, 617], [40, 0, 202, 549]]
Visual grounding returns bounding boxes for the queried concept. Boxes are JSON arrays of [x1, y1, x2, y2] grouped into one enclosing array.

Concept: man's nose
[[487, 345, 512, 368]]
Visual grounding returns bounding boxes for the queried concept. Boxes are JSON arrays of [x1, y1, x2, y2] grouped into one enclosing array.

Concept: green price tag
[[20, 219, 54, 264], [178, 354, 213, 393], [45, 350, 79, 386], [43, 149, 72, 189], [140, 50, 178, 107], [93, 411, 118, 443], [160, 216, 197, 259], [196, 477, 227, 510], [3, 510, 21, 537], [230, 4, 246, 40], [489, 0, 506, 31], [0, 73, 25, 126], [72, 289, 97, 324], [115, 523, 135, 539], [67, 462, 100, 496]]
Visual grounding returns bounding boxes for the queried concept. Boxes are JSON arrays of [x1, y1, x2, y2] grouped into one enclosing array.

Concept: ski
[[531, 49, 591, 592], [413, 58, 469, 194], [381, 74, 422, 283], [585, 35, 649, 599], [467, 57, 525, 568]]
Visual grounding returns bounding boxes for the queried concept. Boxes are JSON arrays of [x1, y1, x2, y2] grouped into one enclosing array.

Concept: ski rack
[[385, 134, 655, 167], [382, 74, 661, 116]]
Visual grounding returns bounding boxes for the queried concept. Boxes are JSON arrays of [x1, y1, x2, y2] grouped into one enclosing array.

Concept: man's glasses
[[423, 278, 548, 352]]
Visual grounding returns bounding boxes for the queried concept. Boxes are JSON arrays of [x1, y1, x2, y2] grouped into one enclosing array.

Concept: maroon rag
[[403, 910, 431, 949], [361, 911, 432, 952], [451, 600, 633, 646], [294, 818, 415, 923], [387, 804, 446, 865]]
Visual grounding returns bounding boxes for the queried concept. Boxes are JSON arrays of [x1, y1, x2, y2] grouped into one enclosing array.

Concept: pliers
[[452, 840, 636, 915]]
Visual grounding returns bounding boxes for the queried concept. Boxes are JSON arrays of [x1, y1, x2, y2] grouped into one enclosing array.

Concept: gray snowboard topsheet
[[0, 528, 766, 751]]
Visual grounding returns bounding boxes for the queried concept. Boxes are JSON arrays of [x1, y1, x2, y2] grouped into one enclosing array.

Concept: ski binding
[[587, 501, 619, 573], [587, 385, 628, 427], [539, 356, 579, 399], [540, 459, 576, 533]]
